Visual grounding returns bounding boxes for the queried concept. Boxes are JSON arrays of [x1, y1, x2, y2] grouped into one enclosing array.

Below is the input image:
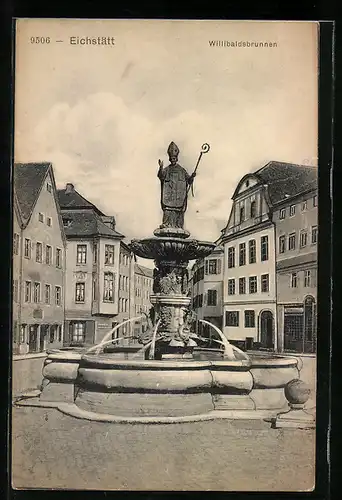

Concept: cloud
[[16, 85, 317, 244]]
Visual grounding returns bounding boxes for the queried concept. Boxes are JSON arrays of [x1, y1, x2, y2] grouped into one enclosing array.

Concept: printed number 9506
[[30, 37, 51, 44]]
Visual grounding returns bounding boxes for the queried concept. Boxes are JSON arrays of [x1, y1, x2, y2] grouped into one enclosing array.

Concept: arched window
[[103, 272, 114, 302]]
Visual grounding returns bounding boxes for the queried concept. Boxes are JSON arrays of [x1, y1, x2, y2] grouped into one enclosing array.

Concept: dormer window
[[63, 218, 72, 228], [47, 183, 52, 193], [246, 180, 250, 188]]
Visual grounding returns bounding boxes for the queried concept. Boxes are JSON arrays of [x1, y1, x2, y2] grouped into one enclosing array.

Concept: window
[[290, 272, 298, 288], [125, 299, 128, 312], [250, 200, 256, 218], [244, 310, 255, 328], [313, 195, 317, 207], [38, 212, 44, 223], [33, 282, 41, 303], [58, 325, 62, 342], [301, 201, 307, 211], [228, 279, 235, 295], [300, 230, 308, 248], [13, 233, 20, 255], [208, 259, 218, 274], [75, 282, 85, 302], [228, 247, 235, 268], [288, 233, 296, 251], [225, 311, 239, 327], [46, 245, 52, 265], [261, 236, 269, 261], [105, 245, 115, 265], [71, 322, 86, 343], [47, 217, 52, 227], [249, 276, 257, 294], [279, 208, 286, 220], [103, 272, 114, 302], [311, 226, 318, 244], [45, 284, 51, 304], [77, 244, 87, 264], [304, 270, 311, 287], [93, 243, 98, 264], [63, 218, 72, 228], [20, 324, 26, 343], [279, 235, 286, 254], [239, 243, 246, 266], [55, 286, 61, 306], [56, 248, 62, 268], [13, 279, 18, 302], [239, 277, 246, 294], [36, 242, 43, 262], [47, 183, 52, 193], [261, 274, 269, 292], [24, 238, 31, 259], [207, 289, 217, 306], [249, 239, 256, 264], [24, 281, 31, 302], [289, 205, 296, 217], [239, 204, 245, 223]]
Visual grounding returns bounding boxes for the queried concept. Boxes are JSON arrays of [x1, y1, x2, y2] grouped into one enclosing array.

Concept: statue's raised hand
[[158, 159, 164, 169]]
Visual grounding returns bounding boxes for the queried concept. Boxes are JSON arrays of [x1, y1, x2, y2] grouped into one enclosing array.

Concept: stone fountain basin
[[38, 349, 299, 418], [130, 236, 216, 260]]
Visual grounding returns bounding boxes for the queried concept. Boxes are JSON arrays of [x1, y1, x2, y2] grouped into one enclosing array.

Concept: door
[[28, 325, 38, 353], [260, 311, 274, 349]]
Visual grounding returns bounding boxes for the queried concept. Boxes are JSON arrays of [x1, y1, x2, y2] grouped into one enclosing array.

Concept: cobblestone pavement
[[11, 406, 315, 491]]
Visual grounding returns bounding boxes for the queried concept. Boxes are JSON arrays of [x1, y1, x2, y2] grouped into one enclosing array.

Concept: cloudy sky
[[15, 20, 318, 253]]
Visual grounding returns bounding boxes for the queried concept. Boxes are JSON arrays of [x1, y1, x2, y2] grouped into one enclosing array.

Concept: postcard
[[12, 18, 319, 491]]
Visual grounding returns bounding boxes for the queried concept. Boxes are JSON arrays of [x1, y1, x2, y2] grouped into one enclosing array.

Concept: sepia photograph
[[12, 18, 319, 491]]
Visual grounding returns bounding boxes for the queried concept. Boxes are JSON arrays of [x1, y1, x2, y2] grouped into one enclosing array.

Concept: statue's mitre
[[167, 142, 180, 158]]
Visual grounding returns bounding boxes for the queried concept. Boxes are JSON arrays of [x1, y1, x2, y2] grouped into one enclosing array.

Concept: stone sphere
[[284, 379, 310, 405]]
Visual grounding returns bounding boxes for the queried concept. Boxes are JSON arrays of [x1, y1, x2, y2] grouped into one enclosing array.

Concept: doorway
[[28, 325, 38, 353], [260, 311, 274, 349]]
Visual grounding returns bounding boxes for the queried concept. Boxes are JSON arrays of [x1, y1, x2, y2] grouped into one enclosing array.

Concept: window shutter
[[205, 261, 208, 275], [217, 259, 222, 275]]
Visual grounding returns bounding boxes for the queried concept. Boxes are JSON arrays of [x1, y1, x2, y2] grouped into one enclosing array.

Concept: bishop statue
[[158, 142, 196, 229]]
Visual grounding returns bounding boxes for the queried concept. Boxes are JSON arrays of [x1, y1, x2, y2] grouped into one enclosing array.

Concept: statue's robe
[[158, 163, 192, 213]]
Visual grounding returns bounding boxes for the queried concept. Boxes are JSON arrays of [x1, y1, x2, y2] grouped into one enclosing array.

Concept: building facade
[[221, 171, 277, 350], [114, 242, 136, 342], [275, 185, 318, 353], [58, 183, 125, 346], [13, 162, 66, 354], [132, 264, 153, 338], [220, 161, 317, 353], [191, 245, 224, 335]]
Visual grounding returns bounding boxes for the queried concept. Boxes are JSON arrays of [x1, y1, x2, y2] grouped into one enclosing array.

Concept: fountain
[[17, 142, 307, 424]]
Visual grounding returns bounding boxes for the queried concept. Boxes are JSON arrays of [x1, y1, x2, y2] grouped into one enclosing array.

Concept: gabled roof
[[232, 161, 317, 205], [14, 162, 50, 220], [62, 210, 124, 239], [255, 161, 317, 205], [134, 263, 154, 278], [57, 185, 105, 215]]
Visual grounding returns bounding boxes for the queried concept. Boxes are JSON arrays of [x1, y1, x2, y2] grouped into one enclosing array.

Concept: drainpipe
[[18, 221, 24, 351], [273, 221, 280, 353]]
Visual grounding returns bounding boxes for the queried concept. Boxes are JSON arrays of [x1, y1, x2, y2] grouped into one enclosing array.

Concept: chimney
[[65, 183, 74, 193]]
